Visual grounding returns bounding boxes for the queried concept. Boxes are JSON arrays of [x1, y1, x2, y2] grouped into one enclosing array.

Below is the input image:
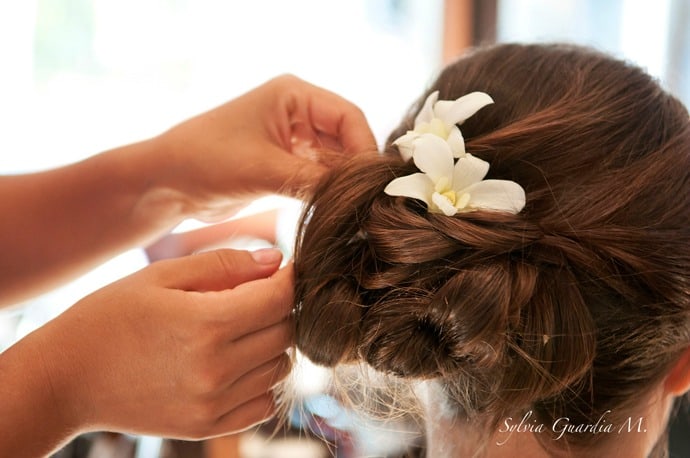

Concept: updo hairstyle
[[293, 43, 690, 449]]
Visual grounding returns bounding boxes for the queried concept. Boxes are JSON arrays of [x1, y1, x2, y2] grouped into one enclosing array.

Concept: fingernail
[[250, 247, 283, 265]]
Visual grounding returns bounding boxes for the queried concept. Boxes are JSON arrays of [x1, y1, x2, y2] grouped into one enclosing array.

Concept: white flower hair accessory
[[384, 122, 525, 216], [393, 90, 494, 161]]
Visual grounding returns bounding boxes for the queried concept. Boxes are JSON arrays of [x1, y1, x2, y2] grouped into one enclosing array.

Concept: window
[[497, 0, 690, 106]]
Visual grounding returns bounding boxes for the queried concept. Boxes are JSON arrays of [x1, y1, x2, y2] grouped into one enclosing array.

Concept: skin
[[0, 74, 376, 457], [420, 347, 690, 457], [145, 210, 280, 262]]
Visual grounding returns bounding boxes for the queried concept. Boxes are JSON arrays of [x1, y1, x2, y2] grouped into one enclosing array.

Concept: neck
[[414, 380, 668, 458]]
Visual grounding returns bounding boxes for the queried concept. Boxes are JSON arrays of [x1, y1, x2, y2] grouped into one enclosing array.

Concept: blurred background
[[0, 1, 688, 457]]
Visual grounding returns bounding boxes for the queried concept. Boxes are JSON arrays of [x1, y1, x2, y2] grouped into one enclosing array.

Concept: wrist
[[147, 131, 255, 221], [109, 137, 197, 228], [0, 325, 83, 456]]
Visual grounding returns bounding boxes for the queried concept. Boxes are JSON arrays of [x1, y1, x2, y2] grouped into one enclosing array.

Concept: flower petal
[[452, 154, 490, 190], [411, 134, 454, 183], [414, 91, 439, 127], [434, 92, 494, 126], [384, 172, 433, 206], [431, 192, 458, 216], [446, 127, 466, 158], [463, 179, 526, 214], [393, 131, 420, 161]]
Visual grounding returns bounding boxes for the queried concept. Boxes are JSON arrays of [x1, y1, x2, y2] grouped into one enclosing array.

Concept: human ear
[[664, 346, 690, 396]]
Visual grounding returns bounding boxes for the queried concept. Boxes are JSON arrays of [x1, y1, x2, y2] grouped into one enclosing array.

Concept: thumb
[[149, 248, 283, 292]]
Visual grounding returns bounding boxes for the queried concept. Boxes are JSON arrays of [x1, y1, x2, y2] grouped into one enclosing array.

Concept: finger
[[219, 262, 295, 335], [222, 354, 292, 414], [279, 76, 376, 154], [290, 121, 346, 154], [305, 87, 377, 154], [210, 392, 277, 436], [315, 132, 348, 153], [146, 211, 279, 261], [273, 154, 328, 198], [225, 319, 293, 377], [149, 248, 283, 292]]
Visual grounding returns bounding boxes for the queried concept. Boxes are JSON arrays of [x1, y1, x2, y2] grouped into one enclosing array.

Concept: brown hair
[[293, 43, 690, 452]]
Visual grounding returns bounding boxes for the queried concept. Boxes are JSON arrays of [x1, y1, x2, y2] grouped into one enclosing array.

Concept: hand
[[145, 210, 279, 262], [37, 248, 293, 440], [151, 74, 377, 220], [0, 75, 374, 305]]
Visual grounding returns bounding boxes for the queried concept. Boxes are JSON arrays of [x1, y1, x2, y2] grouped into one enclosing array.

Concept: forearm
[[0, 139, 189, 306], [0, 326, 81, 457]]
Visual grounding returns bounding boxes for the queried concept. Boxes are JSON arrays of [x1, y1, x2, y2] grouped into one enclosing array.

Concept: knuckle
[[228, 398, 276, 433], [273, 73, 300, 88], [354, 105, 367, 119], [268, 270, 295, 310], [187, 400, 220, 436], [191, 366, 226, 396], [211, 249, 242, 279], [145, 257, 174, 281]]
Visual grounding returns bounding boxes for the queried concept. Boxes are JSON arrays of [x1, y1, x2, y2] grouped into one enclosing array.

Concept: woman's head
[[293, 43, 690, 454]]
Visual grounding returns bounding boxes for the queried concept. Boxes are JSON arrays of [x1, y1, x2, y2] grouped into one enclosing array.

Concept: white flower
[[384, 134, 525, 216], [393, 90, 494, 161]]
